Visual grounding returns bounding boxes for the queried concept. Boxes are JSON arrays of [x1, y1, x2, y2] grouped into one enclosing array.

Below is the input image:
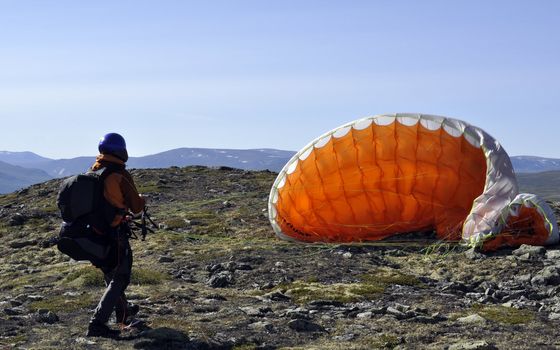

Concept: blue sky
[[1, 1, 559, 159]]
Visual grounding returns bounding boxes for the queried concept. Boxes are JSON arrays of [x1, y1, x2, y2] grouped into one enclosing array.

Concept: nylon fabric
[[268, 113, 559, 249]]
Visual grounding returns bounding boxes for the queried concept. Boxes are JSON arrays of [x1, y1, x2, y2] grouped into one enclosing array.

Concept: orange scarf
[[91, 154, 125, 171]]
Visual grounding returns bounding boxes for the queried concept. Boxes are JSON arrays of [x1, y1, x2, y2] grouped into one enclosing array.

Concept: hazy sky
[[1, 1, 559, 159]]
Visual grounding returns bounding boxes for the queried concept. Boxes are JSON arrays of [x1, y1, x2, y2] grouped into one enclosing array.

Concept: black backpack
[[56, 169, 120, 267], [57, 172, 104, 223]]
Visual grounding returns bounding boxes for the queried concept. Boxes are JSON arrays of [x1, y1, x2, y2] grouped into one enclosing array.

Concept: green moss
[[131, 268, 167, 285], [29, 293, 96, 313], [203, 222, 229, 236], [6, 334, 27, 344], [0, 193, 17, 206], [41, 204, 60, 214], [1, 274, 42, 291], [64, 266, 105, 287], [137, 182, 160, 193], [280, 269, 422, 304], [282, 280, 384, 304], [165, 217, 189, 230], [361, 334, 401, 349], [472, 304, 534, 325], [186, 210, 218, 221]]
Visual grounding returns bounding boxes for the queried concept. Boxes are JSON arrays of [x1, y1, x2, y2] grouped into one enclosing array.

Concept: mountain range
[[0, 148, 295, 193], [1, 149, 560, 194], [0, 160, 52, 194]]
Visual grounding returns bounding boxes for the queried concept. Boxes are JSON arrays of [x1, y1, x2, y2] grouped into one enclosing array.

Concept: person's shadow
[[123, 326, 232, 350]]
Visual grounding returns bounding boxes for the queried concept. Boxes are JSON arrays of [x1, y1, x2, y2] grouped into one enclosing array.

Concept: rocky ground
[[0, 166, 559, 350]]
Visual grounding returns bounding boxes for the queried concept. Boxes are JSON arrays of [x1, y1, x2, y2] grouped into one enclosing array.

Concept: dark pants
[[91, 230, 133, 325]]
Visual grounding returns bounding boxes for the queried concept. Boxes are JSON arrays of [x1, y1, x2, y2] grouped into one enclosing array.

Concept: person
[[86, 133, 145, 338]]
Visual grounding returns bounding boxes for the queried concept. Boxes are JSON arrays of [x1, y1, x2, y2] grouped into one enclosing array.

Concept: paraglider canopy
[[268, 114, 558, 250]]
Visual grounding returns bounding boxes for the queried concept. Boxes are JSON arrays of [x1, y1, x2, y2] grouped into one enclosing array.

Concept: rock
[[371, 306, 387, 315], [40, 236, 59, 248], [545, 250, 560, 260], [307, 300, 344, 309], [284, 308, 310, 319], [465, 248, 485, 260], [9, 213, 26, 226], [9, 240, 37, 249], [342, 252, 353, 259], [356, 311, 372, 319], [513, 244, 546, 260], [409, 315, 439, 324], [158, 256, 175, 263], [9, 300, 23, 307], [288, 319, 324, 332], [334, 333, 357, 341], [457, 314, 487, 325], [441, 281, 471, 293], [27, 295, 44, 301], [393, 303, 411, 312], [207, 271, 233, 288], [386, 306, 407, 319], [248, 321, 273, 332], [531, 266, 560, 286], [3, 307, 24, 316], [448, 340, 496, 350], [236, 263, 253, 271], [514, 274, 532, 283], [274, 261, 285, 267], [222, 200, 235, 208], [192, 305, 219, 313], [75, 337, 97, 345], [36, 310, 59, 324], [240, 306, 272, 317], [262, 291, 291, 301]]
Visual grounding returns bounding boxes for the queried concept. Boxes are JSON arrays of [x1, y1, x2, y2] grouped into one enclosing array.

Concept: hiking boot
[[86, 321, 120, 338]]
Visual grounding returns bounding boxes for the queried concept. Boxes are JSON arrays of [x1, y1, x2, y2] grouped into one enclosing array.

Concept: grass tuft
[[29, 293, 96, 313], [471, 304, 534, 325], [131, 267, 167, 285]]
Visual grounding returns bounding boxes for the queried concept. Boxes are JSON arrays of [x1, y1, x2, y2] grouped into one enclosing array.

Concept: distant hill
[[0, 160, 52, 193], [0, 151, 52, 167], [0, 148, 296, 193], [511, 156, 560, 173], [127, 148, 294, 173], [517, 170, 560, 201], [0, 148, 295, 179]]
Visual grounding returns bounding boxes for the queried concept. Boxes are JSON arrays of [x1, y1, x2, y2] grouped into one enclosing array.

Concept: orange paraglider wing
[[268, 114, 559, 248]]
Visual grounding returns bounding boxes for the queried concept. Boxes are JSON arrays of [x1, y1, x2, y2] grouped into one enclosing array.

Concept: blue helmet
[[98, 133, 128, 162]]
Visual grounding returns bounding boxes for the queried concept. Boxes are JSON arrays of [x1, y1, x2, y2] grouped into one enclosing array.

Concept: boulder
[[207, 271, 234, 288], [456, 314, 487, 325], [531, 266, 560, 286], [288, 319, 324, 332]]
